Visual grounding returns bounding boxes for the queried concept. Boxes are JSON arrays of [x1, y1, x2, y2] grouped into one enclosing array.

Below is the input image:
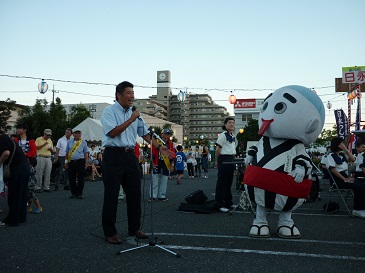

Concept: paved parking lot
[[1, 168, 365, 273]]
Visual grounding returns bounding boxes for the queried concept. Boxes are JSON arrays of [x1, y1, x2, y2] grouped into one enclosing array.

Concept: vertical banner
[[334, 109, 349, 139], [354, 96, 361, 147]]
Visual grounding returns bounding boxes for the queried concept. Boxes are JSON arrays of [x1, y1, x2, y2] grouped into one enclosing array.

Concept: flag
[[354, 97, 361, 147], [334, 109, 349, 139]]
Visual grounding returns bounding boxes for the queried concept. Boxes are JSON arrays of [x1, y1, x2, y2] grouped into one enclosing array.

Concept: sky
[[0, 0, 364, 129]]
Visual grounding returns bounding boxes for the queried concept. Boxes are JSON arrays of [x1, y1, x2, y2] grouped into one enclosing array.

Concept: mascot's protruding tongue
[[258, 118, 274, 135]]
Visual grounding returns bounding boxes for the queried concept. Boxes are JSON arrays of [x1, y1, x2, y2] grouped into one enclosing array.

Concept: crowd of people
[[3, 80, 365, 244], [319, 138, 365, 218], [0, 124, 106, 227]]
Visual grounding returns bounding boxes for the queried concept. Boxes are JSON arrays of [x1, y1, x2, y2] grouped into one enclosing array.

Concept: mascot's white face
[[258, 85, 325, 145]]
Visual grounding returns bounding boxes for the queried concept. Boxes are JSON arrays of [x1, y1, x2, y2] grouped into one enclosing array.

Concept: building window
[[241, 114, 253, 122]]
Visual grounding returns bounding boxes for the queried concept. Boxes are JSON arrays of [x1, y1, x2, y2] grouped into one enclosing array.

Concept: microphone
[[132, 106, 142, 121]]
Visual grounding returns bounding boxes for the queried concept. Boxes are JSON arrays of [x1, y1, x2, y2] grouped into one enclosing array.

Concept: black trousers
[[3, 160, 29, 226], [102, 147, 142, 237], [68, 159, 85, 196], [215, 155, 235, 209], [334, 171, 365, 210]]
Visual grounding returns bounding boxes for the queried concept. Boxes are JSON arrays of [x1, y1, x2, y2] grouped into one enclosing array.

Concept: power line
[[0, 73, 336, 93]]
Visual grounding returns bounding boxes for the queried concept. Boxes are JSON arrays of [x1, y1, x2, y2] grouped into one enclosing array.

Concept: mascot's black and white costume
[[244, 85, 325, 239]]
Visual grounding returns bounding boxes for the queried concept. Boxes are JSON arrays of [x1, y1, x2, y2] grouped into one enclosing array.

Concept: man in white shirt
[[54, 128, 72, 190]]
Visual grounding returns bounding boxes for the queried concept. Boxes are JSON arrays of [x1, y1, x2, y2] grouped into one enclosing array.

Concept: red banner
[[234, 99, 256, 109]]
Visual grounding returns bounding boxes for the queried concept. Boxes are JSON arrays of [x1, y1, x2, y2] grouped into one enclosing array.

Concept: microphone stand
[[118, 126, 180, 258]]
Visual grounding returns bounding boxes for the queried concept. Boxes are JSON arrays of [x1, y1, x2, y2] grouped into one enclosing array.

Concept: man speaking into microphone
[[101, 81, 174, 245]]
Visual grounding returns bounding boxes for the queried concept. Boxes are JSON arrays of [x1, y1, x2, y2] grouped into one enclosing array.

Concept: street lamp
[[228, 91, 236, 104], [177, 90, 186, 102], [38, 79, 48, 94], [239, 128, 244, 134]]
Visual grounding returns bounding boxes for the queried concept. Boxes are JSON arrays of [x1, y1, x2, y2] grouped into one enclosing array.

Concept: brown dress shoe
[[105, 235, 122, 245], [129, 230, 148, 239]]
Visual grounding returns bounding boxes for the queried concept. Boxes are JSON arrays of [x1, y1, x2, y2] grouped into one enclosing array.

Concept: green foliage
[[236, 119, 260, 152], [313, 125, 337, 148], [49, 98, 69, 139], [68, 104, 91, 128], [17, 99, 50, 138], [0, 99, 16, 131], [16, 97, 91, 141]]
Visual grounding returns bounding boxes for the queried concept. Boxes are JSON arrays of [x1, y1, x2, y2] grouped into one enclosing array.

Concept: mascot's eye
[[261, 102, 268, 113], [274, 102, 287, 114]]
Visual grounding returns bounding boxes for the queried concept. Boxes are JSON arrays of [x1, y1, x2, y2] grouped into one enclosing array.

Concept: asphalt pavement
[[1, 168, 365, 273]]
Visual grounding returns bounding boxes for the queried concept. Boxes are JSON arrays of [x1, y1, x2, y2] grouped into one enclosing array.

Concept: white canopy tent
[[72, 118, 143, 145]]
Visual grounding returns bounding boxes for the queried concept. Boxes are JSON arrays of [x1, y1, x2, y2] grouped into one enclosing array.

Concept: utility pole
[[51, 85, 59, 104]]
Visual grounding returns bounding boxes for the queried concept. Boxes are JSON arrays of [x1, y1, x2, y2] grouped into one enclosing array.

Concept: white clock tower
[[157, 70, 172, 118]]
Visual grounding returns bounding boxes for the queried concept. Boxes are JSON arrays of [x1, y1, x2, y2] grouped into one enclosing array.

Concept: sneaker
[[219, 207, 229, 213], [158, 198, 168, 201], [148, 198, 156, 202], [77, 195, 84, 199], [203, 175, 208, 179], [352, 210, 365, 218], [0, 222, 5, 227], [33, 207, 42, 214], [44, 189, 51, 193], [27, 207, 33, 213]]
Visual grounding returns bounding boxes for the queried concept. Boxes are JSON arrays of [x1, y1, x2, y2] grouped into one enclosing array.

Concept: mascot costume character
[[244, 85, 325, 239]]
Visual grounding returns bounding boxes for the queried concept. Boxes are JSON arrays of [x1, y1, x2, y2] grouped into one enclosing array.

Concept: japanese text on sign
[[342, 66, 365, 84]]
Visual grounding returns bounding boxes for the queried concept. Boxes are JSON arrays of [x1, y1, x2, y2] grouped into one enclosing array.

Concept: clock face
[[159, 73, 166, 81]]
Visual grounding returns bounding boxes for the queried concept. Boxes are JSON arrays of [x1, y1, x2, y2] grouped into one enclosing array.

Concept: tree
[[236, 119, 260, 152], [16, 98, 91, 141], [313, 125, 338, 148], [49, 98, 68, 139], [0, 98, 16, 132], [17, 99, 50, 138], [68, 104, 91, 128]]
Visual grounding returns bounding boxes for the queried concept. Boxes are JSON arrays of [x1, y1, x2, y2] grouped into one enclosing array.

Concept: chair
[[324, 167, 354, 216]]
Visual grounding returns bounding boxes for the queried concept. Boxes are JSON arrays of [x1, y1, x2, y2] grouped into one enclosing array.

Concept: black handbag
[[185, 190, 208, 205]]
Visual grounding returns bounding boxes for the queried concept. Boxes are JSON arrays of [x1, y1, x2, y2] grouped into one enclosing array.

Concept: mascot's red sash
[[244, 165, 312, 198]]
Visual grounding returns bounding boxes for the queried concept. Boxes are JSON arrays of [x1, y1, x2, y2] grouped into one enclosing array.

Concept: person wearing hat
[[34, 129, 54, 192], [64, 129, 89, 199], [150, 128, 176, 201]]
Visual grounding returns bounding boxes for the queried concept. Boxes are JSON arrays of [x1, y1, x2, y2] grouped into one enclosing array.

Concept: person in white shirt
[[354, 142, 365, 178], [54, 128, 72, 191], [89, 145, 98, 164]]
